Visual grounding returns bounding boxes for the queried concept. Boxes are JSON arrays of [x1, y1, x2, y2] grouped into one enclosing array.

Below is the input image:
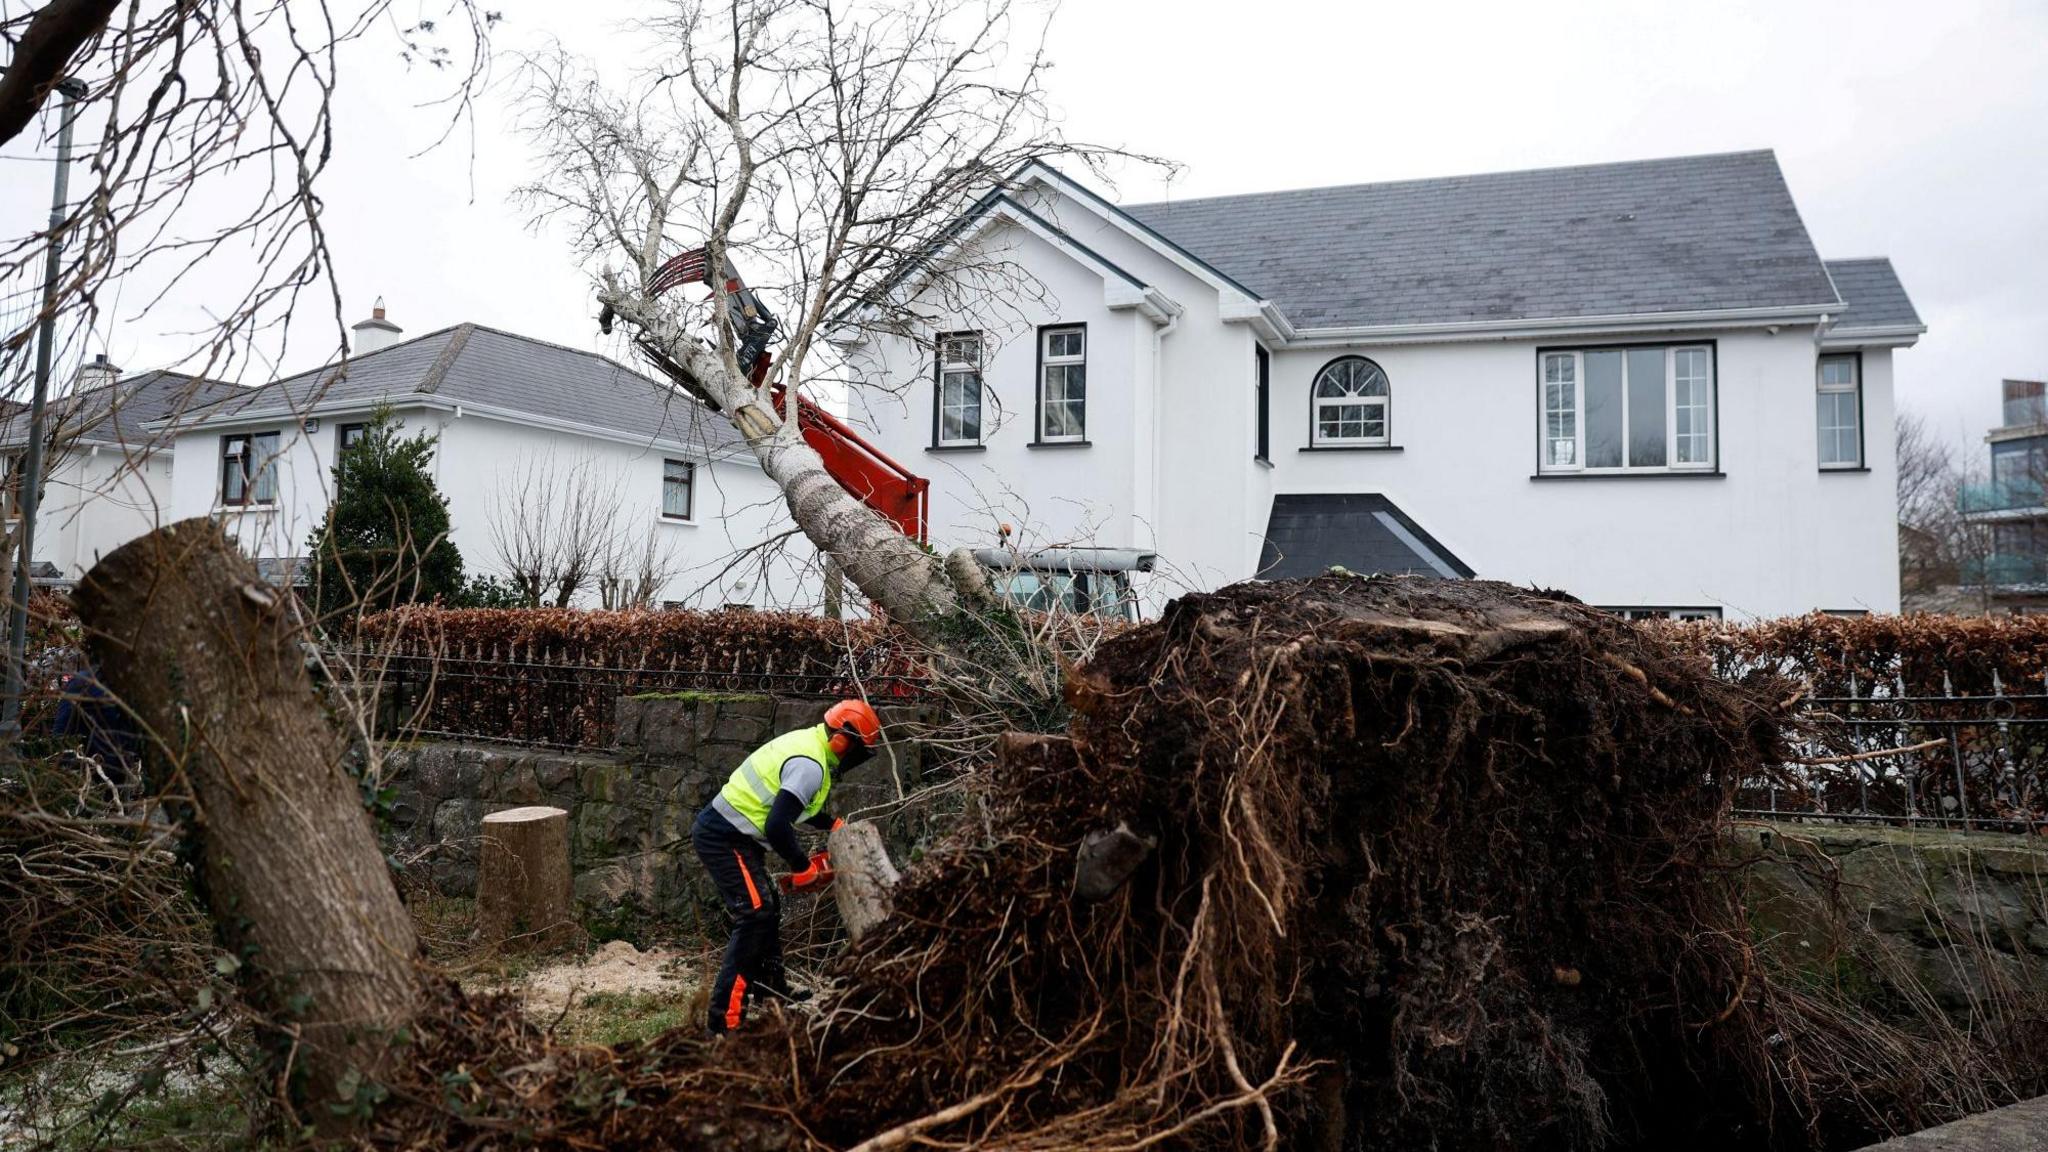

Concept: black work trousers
[[692, 804, 785, 1033]]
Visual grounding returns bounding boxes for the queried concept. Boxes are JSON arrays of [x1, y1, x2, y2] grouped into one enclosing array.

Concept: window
[[1312, 357, 1390, 446], [1254, 345, 1271, 461], [337, 422, 368, 454], [1037, 325, 1086, 442], [1816, 354, 1862, 469], [1603, 606, 1724, 621], [934, 333, 983, 447], [2005, 379, 2047, 429], [662, 459, 695, 520], [1538, 345, 1715, 473], [220, 432, 279, 506]]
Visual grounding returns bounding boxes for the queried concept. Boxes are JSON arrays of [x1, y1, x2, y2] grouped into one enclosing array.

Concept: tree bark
[[603, 287, 961, 631], [827, 820, 899, 943], [476, 805, 576, 951], [0, 0, 119, 151], [73, 519, 420, 1125]]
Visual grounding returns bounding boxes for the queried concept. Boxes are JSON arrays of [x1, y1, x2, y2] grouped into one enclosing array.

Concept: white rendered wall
[[168, 408, 816, 608], [1267, 329, 1901, 618]]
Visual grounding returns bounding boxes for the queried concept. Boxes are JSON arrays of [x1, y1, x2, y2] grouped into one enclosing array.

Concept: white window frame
[[1311, 357, 1391, 447], [1816, 354, 1863, 470], [662, 458, 695, 521], [1037, 325, 1086, 443], [1537, 344, 1717, 474], [935, 333, 983, 447]]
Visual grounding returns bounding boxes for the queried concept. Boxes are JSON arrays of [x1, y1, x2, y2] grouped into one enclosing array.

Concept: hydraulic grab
[[607, 246, 929, 543]]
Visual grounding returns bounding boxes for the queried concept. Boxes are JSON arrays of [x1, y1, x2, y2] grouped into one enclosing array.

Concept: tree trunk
[[476, 805, 577, 951], [827, 820, 899, 943], [73, 519, 421, 1126], [602, 290, 960, 630]]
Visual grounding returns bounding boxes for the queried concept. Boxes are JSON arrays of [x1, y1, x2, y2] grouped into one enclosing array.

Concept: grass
[[551, 990, 696, 1047], [3, 1047, 271, 1152]]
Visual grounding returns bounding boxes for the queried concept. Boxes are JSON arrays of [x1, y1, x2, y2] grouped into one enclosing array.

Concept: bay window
[[1538, 344, 1715, 473], [934, 332, 983, 447], [1816, 354, 1862, 469]]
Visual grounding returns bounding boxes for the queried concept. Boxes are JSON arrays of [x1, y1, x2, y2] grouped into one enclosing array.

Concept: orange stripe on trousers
[[734, 851, 762, 909], [725, 975, 748, 1030]]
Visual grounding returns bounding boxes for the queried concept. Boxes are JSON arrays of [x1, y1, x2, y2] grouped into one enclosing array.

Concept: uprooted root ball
[[371, 576, 1834, 1151]]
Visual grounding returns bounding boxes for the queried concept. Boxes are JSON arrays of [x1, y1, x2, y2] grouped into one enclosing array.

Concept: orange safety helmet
[[823, 698, 883, 764]]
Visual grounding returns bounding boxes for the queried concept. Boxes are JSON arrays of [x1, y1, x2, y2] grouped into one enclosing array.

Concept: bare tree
[[0, 2, 495, 397], [486, 448, 653, 607], [519, 0, 1160, 644], [1898, 411, 1963, 598], [598, 531, 682, 609]]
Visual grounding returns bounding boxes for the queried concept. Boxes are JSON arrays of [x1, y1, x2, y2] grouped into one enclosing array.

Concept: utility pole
[[2, 77, 89, 740]]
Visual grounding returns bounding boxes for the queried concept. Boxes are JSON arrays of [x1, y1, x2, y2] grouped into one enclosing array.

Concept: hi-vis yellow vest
[[719, 725, 836, 831]]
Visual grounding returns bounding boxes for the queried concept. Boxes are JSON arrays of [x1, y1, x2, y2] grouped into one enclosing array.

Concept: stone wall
[[1743, 822, 2048, 1015], [378, 692, 928, 932]]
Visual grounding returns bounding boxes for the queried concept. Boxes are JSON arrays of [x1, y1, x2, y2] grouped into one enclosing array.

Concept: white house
[[842, 151, 1925, 620], [0, 359, 240, 583], [159, 309, 815, 608]]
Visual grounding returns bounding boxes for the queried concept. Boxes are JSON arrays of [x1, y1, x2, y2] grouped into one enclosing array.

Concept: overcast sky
[[5, 0, 2043, 454]]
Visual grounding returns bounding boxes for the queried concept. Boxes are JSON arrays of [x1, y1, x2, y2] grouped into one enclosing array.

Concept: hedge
[[1664, 612, 2048, 697]]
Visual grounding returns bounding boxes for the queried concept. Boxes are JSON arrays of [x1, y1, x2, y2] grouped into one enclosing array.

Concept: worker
[[691, 698, 884, 1034]]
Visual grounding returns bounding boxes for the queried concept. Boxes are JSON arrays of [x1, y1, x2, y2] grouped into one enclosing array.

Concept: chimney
[[351, 296, 403, 355], [74, 352, 120, 391]]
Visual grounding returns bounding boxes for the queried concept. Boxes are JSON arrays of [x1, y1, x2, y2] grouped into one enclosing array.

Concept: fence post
[[1993, 668, 2017, 817], [1850, 673, 1868, 816], [1944, 669, 1971, 831], [1899, 674, 1918, 822]]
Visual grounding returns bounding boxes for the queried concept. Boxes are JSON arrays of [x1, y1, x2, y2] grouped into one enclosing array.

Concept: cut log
[[73, 519, 420, 1129], [827, 819, 900, 943], [476, 805, 576, 951]]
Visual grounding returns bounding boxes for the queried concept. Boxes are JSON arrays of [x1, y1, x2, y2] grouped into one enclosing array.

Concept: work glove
[[781, 850, 834, 893]]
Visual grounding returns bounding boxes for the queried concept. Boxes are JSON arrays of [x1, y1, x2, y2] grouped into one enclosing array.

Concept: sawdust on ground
[[513, 939, 699, 1016]]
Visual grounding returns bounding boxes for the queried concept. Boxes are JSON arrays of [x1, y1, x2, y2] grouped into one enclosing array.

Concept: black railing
[[329, 648, 931, 750], [1742, 680, 2048, 831]]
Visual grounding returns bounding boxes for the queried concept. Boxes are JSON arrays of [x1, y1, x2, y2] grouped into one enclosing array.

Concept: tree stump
[[476, 805, 576, 951], [827, 819, 899, 943]]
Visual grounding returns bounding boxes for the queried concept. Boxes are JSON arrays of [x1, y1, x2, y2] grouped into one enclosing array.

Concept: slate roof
[[1121, 151, 1844, 329], [0, 371, 243, 450], [1259, 494, 1473, 580], [188, 324, 748, 457], [1824, 258, 1923, 332]]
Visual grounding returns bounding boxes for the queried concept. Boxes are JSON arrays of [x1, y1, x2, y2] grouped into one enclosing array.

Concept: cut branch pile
[[364, 574, 1955, 1150]]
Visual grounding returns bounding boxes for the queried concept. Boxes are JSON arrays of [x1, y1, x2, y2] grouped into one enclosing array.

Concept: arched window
[[1312, 357, 1390, 446]]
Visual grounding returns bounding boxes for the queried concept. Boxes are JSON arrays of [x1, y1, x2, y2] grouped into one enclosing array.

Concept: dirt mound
[[373, 576, 1815, 1150]]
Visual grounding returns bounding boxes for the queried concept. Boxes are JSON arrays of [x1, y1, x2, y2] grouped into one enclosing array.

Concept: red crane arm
[[630, 246, 931, 544], [776, 389, 929, 544]]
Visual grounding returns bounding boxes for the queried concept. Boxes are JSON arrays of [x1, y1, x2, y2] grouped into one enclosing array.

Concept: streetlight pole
[[2, 77, 89, 739]]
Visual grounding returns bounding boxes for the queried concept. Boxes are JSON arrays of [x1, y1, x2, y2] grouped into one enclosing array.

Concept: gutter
[[1820, 323, 1927, 349], [1282, 302, 1848, 348], [143, 395, 763, 469]]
